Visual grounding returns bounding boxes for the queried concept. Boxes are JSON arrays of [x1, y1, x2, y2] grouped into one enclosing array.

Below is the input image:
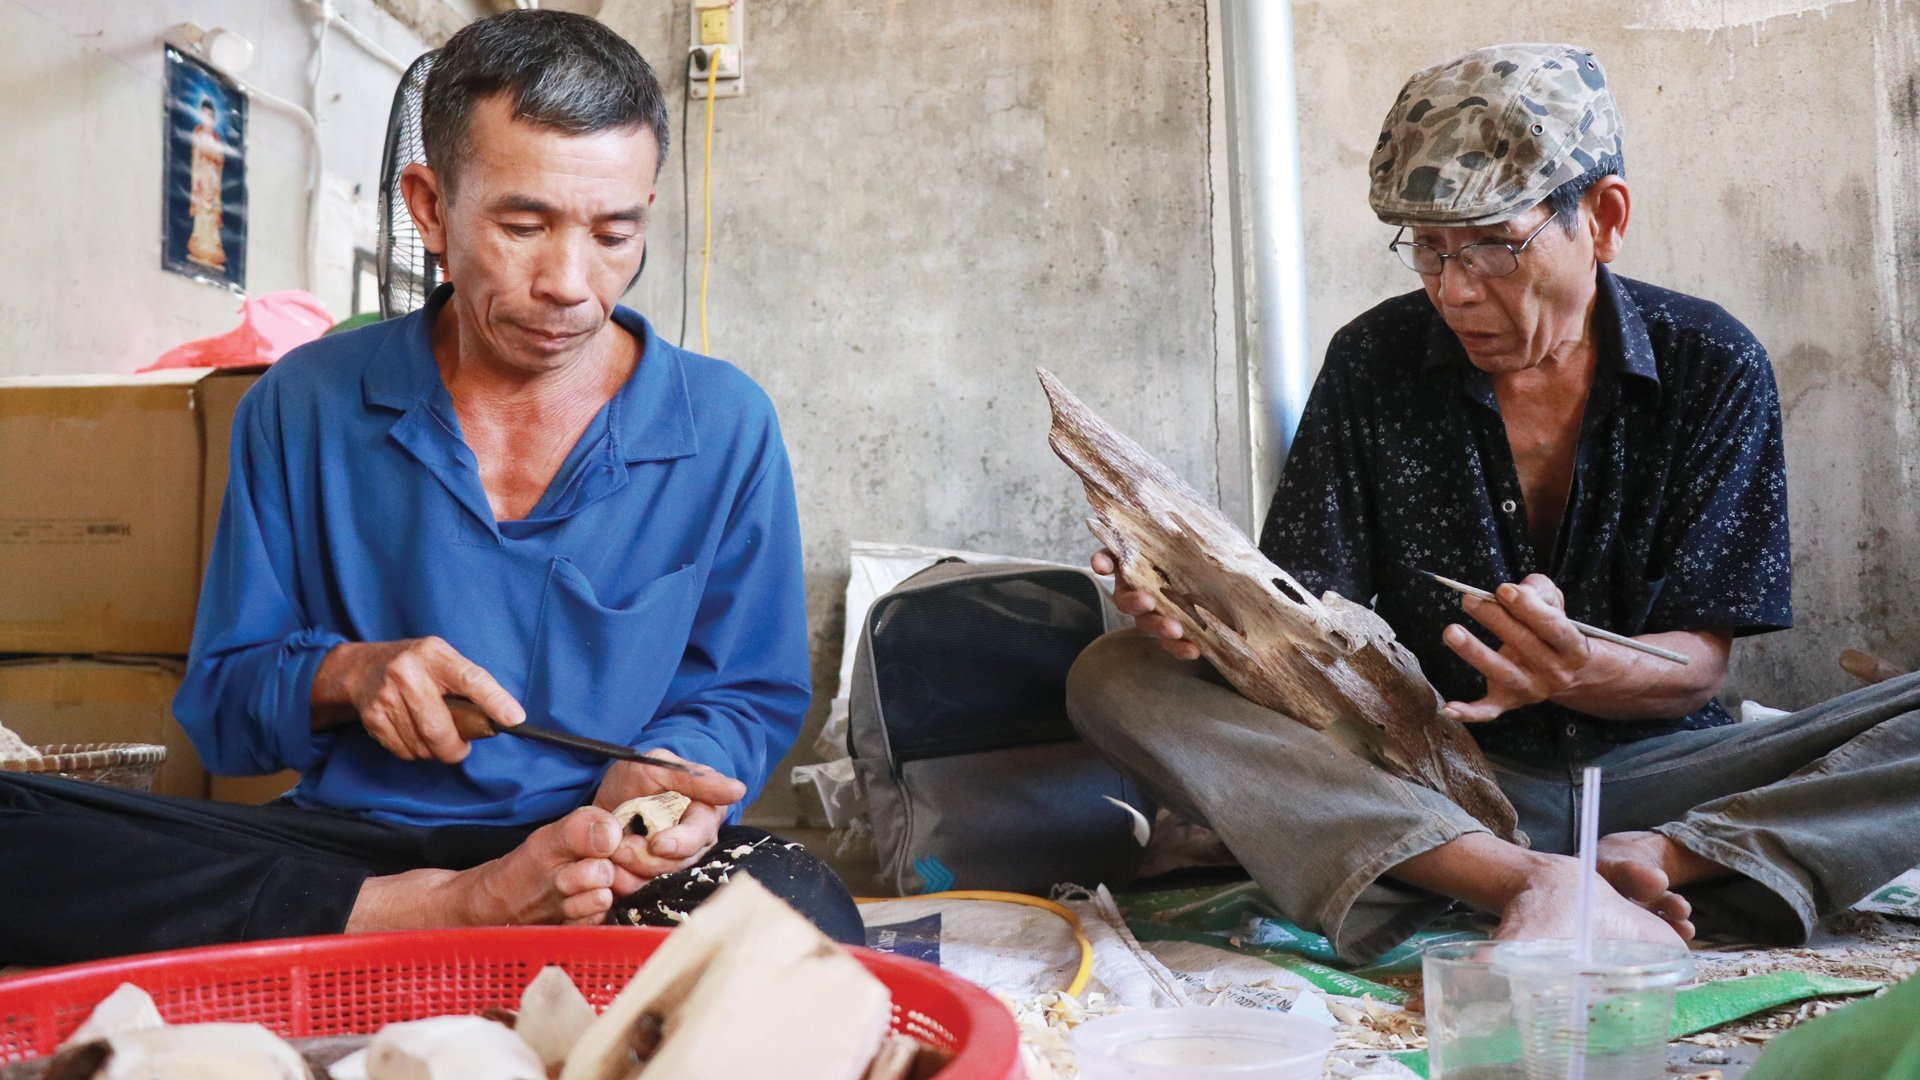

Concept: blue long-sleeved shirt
[[175, 286, 810, 826]]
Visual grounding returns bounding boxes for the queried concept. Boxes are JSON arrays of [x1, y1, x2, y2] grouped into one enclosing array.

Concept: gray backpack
[[848, 559, 1153, 895]]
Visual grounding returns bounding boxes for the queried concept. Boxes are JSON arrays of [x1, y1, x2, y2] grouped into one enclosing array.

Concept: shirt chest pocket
[[523, 558, 703, 739], [1605, 542, 1667, 633]]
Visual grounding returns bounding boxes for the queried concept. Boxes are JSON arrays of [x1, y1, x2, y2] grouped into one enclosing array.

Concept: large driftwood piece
[[1039, 369, 1518, 841]]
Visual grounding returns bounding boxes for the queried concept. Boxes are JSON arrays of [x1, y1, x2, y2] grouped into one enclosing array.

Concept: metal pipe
[[232, 72, 324, 293], [302, 0, 413, 75], [1217, 0, 1313, 530]]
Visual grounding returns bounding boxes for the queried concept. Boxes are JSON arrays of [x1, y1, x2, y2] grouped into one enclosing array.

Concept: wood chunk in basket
[[0, 722, 39, 763], [862, 1034, 951, 1080], [58, 985, 162, 1048], [514, 967, 595, 1072], [562, 873, 893, 1080], [364, 1015, 545, 1080], [41, 1023, 312, 1080]]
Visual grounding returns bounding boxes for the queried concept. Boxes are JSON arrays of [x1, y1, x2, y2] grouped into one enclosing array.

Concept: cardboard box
[[0, 367, 263, 654], [0, 656, 207, 799]]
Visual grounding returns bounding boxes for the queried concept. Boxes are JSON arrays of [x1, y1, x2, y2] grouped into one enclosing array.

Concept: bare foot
[[1598, 831, 1726, 940], [1495, 853, 1688, 948], [348, 807, 642, 932]]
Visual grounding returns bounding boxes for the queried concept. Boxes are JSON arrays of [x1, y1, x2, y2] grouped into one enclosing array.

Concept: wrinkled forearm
[[1549, 629, 1731, 721]]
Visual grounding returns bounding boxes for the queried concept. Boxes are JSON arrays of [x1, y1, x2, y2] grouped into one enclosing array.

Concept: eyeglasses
[[1388, 213, 1559, 278]]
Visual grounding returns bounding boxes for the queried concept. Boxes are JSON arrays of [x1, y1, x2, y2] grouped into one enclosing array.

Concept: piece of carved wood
[[1039, 368, 1519, 841]]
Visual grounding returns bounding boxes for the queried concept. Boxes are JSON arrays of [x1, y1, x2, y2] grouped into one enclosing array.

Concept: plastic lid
[[1069, 1006, 1335, 1079]]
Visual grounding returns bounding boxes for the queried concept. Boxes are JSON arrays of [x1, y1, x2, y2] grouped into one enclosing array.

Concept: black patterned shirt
[[1258, 266, 1792, 764]]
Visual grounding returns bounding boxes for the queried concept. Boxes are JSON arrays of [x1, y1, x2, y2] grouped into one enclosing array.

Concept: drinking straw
[[1570, 765, 1603, 1080], [1576, 765, 1602, 964]]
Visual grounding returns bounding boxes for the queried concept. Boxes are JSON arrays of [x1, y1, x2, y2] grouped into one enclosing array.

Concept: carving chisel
[[444, 694, 697, 773], [1414, 568, 1691, 666]]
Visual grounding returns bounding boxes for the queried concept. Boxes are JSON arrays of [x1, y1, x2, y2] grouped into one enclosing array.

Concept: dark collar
[[1418, 264, 1662, 393], [361, 284, 698, 464]]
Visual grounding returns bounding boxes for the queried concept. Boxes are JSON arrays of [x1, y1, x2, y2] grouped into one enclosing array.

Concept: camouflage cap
[[1368, 43, 1624, 227]]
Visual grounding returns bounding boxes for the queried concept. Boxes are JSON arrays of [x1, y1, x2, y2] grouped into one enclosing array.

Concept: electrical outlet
[[689, 46, 742, 97], [688, 0, 744, 98]]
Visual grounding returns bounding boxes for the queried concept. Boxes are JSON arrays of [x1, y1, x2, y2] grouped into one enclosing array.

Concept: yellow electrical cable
[[855, 890, 1095, 999], [698, 53, 718, 354]]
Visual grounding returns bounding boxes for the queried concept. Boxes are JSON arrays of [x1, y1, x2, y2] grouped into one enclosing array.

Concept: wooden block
[[562, 874, 892, 1080]]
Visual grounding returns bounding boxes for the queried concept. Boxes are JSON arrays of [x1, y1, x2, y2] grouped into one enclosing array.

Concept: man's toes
[[561, 887, 614, 923], [1652, 891, 1692, 923], [610, 865, 647, 897], [1601, 860, 1671, 905], [552, 806, 621, 860], [555, 857, 616, 898]]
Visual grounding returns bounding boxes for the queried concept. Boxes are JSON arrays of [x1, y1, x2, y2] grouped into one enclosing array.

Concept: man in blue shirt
[[0, 10, 857, 964], [1071, 44, 1920, 962]]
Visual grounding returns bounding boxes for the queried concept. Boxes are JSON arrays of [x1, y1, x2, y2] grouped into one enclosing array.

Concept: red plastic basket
[[0, 926, 1022, 1079]]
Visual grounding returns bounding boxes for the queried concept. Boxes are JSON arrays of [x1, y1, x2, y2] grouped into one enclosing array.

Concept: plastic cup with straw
[[1493, 766, 1692, 1079]]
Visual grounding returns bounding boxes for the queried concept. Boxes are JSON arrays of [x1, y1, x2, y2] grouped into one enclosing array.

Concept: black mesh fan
[[377, 51, 438, 319]]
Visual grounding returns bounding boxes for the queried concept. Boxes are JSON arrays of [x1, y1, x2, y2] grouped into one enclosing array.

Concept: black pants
[[0, 772, 863, 966]]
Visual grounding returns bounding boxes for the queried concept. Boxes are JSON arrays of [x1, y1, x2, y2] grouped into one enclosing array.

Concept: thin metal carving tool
[[444, 695, 698, 773], [1415, 568, 1690, 666]]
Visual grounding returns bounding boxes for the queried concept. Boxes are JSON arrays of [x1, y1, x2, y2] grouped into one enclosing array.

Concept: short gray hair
[[422, 9, 670, 195], [1543, 153, 1625, 234]]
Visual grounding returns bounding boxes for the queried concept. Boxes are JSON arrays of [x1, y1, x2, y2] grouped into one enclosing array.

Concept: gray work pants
[[1066, 630, 1920, 964]]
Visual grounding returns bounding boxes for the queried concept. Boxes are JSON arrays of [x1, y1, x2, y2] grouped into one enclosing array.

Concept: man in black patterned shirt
[[1068, 43, 1920, 961]]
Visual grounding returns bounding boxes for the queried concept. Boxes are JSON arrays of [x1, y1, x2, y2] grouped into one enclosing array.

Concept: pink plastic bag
[[141, 291, 335, 372]]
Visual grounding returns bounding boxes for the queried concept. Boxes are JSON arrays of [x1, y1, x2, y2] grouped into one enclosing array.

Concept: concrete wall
[[582, 0, 1228, 821], [0, 0, 428, 376], [1291, 0, 1920, 713]]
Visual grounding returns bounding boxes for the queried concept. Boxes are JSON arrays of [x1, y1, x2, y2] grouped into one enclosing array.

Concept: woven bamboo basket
[[0, 743, 167, 791]]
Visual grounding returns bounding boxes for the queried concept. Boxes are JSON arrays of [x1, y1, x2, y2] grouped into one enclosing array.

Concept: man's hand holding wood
[[1090, 547, 1201, 661], [594, 752, 746, 883]]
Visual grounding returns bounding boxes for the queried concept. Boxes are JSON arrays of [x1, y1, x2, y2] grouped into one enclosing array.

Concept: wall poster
[[162, 45, 247, 291]]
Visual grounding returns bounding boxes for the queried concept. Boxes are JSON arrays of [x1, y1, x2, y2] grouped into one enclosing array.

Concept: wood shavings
[[1692, 914, 1920, 987], [1679, 912, 1920, 1045], [997, 987, 1419, 1076], [993, 990, 1128, 1080], [1326, 996, 1425, 1053], [724, 837, 772, 859], [1102, 797, 1151, 847]]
